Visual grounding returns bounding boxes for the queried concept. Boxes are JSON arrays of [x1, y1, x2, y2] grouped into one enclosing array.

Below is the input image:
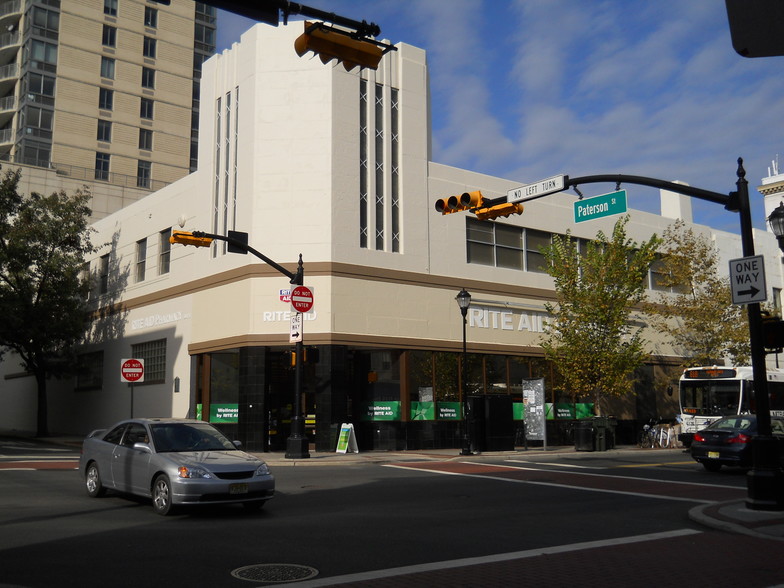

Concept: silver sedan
[[79, 418, 274, 515]]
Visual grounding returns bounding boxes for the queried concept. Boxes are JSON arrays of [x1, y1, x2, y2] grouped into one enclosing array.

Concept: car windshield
[[150, 423, 238, 453]]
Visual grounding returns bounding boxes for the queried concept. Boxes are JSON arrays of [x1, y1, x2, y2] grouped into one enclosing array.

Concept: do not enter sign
[[290, 286, 314, 313], [121, 358, 145, 383]]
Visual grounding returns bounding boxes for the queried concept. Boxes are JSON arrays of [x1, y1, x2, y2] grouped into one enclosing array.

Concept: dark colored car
[[79, 418, 274, 515], [690, 415, 784, 472]]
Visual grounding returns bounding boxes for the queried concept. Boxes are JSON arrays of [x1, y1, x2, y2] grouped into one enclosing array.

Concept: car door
[[111, 423, 153, 495]]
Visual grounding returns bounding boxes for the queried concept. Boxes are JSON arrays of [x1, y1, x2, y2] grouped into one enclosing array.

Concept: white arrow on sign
[[290, 312, 303, 343]]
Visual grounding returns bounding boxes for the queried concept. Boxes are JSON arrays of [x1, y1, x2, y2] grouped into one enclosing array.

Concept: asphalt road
[[1, 439, 781, 587]]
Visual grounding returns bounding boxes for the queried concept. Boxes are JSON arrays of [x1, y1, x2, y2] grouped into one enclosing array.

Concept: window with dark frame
[[102, 24, 116, 47], [138, 128, 152, 150], [143, 36, 156, 59], [141, 67, 155, 89], [100, 56, 115, 79], [159, 228, 171, 274], [144, 6, 157, 28], [99, 87, 113, 110], [137, 160, 151, 188], [76, 351, 104, 391], [136, 238, 147, 282], [95, 152, 110, 180], [99, 253, 109, 294], [97, 119, 111, 142], [140, 97, 154, 119], [131, 339, 166, 383], [104, 0, 117, 16]]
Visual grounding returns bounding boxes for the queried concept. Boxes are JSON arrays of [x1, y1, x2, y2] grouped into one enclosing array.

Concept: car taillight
[[728, 433, 751, 444], [694, 433, 706, 442]]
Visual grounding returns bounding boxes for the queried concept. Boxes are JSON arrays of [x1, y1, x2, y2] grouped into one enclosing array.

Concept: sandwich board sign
[[335, 423, 359, 454]]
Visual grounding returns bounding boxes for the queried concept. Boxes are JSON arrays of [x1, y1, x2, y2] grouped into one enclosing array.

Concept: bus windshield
[[679, 380, 746, 416]]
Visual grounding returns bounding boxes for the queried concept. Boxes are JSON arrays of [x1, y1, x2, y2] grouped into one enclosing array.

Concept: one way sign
[[729, 255, 767, 306]]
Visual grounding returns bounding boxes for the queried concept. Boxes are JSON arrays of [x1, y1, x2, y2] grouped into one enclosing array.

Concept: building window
[[97, 119, 111, 142], [525, 229, 550, 274], [143, 36, 156, 59], [99, 253, 110, 294], [141, 67, 155, 89], [30, 40, 57, 69], [100, 56, 115, 79], [25, 73, 55, 105], [76, 351, 104, 391], [104, 0, 117, 16], [144, 6, 157, 28], [131, 339, 166, 383], [359, 79, 368, 248], [140, 97, 153, 119], [95, 152, 110, 181], [390, 87, 400, 253], [159, 228, 171, 275], [138, 128, 152, 150], [22, 105, 53, 138], [136, 238, 147, 282], [374, 83, 384, 250], [137, 160, 151, 188], [102, 24, 116, 48], [31, 7, 59, 36], [18, 140, 50, 167], [99, 87, 113, 110]]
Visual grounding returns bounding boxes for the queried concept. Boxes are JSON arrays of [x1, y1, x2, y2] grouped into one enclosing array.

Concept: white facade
[[2, 23, 783, 446]]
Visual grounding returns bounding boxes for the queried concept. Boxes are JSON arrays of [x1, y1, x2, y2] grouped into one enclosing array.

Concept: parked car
[[79, 418, 274, 515], [690, 415, 784, 472]]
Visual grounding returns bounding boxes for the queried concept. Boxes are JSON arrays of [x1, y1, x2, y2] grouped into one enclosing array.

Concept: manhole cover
[[231, 563, 319, 584]]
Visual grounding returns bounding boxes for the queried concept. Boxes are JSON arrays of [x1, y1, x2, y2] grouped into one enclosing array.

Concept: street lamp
[[768, 202, 784, 251], [455, 288, 472, 456]]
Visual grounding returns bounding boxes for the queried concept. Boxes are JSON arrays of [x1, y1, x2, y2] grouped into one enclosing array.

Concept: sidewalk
[[12, 434, 784, 541]]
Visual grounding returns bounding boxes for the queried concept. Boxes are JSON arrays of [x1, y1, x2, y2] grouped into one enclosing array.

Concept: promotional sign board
[[120, 358, 144, 383], [336, 423, 359, 454], [522, 378, 546, 445]]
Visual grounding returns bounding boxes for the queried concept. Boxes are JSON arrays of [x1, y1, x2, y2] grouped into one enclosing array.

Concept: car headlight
[[254, 463, 270, 476], [178, 465, 212, 479]]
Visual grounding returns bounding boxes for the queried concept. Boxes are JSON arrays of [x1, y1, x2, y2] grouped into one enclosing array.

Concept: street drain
[[231, 563, 319, 584]]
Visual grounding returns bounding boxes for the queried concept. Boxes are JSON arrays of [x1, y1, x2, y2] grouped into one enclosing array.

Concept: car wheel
[[242, 501, 266, 512], [152, 474, 175, 516], [702, 461, 722, 472], [85, 462, 106, 497]]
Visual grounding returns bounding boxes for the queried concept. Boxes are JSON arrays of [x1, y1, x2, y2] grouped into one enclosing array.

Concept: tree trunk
[[36, 370, 48, 437]]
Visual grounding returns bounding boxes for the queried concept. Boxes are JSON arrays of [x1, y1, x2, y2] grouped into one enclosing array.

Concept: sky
[[214, 0, 784, 234]]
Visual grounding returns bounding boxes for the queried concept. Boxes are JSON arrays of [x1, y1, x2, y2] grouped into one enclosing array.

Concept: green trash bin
[[574, 419, 594, 451]]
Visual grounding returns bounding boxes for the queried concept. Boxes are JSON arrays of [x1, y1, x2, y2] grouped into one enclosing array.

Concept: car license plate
[[229, 483, 249, 495], [708, 451, 720, 459]]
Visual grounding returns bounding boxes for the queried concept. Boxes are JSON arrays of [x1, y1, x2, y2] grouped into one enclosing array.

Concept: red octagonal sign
[[290, 286, 314, 313], [121, 358, 145, 383]]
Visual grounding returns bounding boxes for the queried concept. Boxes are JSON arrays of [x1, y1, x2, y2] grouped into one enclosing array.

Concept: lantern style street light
[[455, 288, 472, 456], [768, 202, 784, 251]]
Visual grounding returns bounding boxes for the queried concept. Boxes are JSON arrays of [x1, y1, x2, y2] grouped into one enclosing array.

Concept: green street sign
[[573, 190, 627, 223]]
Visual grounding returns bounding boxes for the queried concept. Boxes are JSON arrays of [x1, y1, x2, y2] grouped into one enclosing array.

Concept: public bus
[[678, 366, 784, 446]]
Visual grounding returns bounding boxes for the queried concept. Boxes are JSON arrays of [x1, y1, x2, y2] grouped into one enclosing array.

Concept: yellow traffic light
[[434, 190, 485, 215], [474, 202, 524, 221], [169, 230, 213, 248], [295, 21, 384, 71]]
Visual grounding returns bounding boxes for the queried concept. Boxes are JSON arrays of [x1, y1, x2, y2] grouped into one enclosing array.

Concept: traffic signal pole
[[174, 230, 309, 459]]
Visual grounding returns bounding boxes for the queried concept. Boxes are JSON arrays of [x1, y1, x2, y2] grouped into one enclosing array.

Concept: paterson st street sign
[[573, 190, 627, 223]]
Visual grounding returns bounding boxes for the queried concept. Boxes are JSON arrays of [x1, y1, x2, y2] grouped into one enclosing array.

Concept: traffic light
[[434, 190, 484, 215], [290, 347, 320, 366], [474, 202, 524, 221], [762, 317, 784, 352], [294, 21, 384, 71], [169, 230, 213, 248]]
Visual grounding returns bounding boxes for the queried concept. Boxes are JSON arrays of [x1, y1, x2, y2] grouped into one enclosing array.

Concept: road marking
[[386, 462, 731, 503], [286, 528, 702, 587], [511, 460, 600, 469], [616, 461, 695, 468]]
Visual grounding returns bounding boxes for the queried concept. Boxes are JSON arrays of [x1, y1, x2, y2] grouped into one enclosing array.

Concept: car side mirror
[[133, 442, 152, 453], [232, 440, 243, 449]]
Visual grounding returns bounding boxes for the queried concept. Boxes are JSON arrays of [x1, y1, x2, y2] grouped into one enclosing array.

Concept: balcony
[[0, 29, 19, 66]]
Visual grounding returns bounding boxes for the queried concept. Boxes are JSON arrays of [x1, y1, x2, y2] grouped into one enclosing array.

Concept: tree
[[0, 168, 95, 436], [540, 216, 660, 415], [644, 219, 750, 367]]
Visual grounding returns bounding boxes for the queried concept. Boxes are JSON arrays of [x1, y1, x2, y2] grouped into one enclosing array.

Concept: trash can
[[591, 416, 617, 451], [574, 419, 594, 451]]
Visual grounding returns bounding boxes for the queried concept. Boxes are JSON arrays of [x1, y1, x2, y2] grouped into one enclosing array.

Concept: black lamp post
[[455, 288, 472, 456], [768, 202, 784, 251]]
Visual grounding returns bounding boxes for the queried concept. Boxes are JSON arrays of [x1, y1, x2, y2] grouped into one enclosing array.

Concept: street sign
[[573, 190, 627, 223], [290, 312, 303, 343], [290, 285, 314, 313], [121, 358, 145, 383], [507, 174, 566, 203], [729, 255, 767, 305]]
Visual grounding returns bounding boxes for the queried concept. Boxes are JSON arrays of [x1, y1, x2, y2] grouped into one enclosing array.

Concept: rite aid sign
[[729, 255, 767, 305]]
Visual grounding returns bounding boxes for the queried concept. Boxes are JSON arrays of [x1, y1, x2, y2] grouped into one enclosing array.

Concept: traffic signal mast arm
[[170, 230, 303, 285]]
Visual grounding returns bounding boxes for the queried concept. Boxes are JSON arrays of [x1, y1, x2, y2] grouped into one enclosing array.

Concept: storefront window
[[209, 351, 239, 424]]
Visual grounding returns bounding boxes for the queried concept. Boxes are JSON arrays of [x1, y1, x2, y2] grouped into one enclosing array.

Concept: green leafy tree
[[0, 168, 95, 436], [540, 216, 660, 415], [644, 219, 750, 367]]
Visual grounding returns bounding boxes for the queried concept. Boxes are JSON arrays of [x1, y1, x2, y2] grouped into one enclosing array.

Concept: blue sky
[[215, 1, 784, 233]]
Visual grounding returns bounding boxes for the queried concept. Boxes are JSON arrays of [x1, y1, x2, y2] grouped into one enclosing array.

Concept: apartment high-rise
[[0, 0, 215, 216]]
